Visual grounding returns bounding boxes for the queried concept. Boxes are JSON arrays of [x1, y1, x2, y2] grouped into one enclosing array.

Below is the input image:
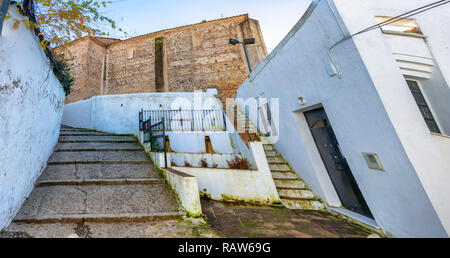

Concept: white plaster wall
[[166, 132, 234, 154], [174, 142, 280, 204], [333, 0, 450, 237], [62, 91, 222, 134], [62, 93, 257, 164], [0, 7, 65, 230], [61, 99, 91, 129], [163, 169, 202, 217], [236, 0, 448, 237]]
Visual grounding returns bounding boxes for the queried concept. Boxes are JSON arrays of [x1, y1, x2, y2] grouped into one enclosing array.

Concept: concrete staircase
[[11, 125, 183, 224], [233, 105, 324, 211], [232, 105, 260, 145], [262, 138, 325, 210]]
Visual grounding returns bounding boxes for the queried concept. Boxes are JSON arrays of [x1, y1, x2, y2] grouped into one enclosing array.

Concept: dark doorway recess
[[305, 108, 373, 218]]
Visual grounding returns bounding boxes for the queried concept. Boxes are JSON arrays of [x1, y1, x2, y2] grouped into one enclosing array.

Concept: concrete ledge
[[59, 134, 134, 137], [47, 161, 153, 165], [163, 168, 202, 218], [36, 178, 164, 187], [13, 212, 185, 224], [58, 140, 137, 143], [55, 148, 144, 152]]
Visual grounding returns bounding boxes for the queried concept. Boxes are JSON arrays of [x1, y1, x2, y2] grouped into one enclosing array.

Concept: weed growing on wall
[[51, 57, 73, 95], [227, 156, 250, 170], [200, 158, 208, 168]]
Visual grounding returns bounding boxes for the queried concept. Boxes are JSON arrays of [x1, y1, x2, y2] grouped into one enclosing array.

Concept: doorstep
[[329, 207, 381, 230]]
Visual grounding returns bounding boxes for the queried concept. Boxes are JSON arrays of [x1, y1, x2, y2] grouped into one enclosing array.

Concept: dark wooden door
[[305, 108, 373, 218]]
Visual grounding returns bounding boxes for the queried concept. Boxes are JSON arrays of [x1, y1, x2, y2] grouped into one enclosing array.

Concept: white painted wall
[[333, 0, 450, 237], [0, 6, 65, 230], [63, 91, 222, 134], [61, 98, 92, 129], [163, 168, 202, 217], [63, 92, 257, 166], [174, 142, 280, 204], [236, 0, 448, 237]]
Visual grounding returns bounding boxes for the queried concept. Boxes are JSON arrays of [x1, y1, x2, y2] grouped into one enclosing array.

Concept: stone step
[[13, 211, 185, 224], [260, 137, 272, 145], [59, 131, 110, 136], [263, 144, 274, 151], [60, 133, 133, 137], [59, 135, 137, 143], [55, 142, 143, 152], [14, 184, 181, 223], [264, 150, 279, 157], [269, 164, 291, 172], [267, 156, 285, 164], [271, 171, 298, 180], [37, 178, 164, 187], [278, 189, 315, 199], [274, 179, 306, 189], [48, 151, 150, 164], [280, 198, 325, 210], [38, 164, 160, 182]]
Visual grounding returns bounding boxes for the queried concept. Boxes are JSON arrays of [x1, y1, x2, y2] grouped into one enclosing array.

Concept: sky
[[105, 0, 311, 52]]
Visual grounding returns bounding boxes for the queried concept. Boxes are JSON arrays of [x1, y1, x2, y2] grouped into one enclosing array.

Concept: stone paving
[[1, 125, 379, 238], [201, 200, 379, 238]]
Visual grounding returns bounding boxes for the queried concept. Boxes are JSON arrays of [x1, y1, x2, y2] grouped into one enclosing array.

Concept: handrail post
[[222, 110, 227, 132], [191, 109, 194, 131], [162, 117, 168, 168]]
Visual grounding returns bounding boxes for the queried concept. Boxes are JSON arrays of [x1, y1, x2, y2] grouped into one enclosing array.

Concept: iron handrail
[[140, 109, 227, 132]]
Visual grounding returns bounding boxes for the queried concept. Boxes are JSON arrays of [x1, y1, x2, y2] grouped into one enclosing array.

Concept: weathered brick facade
[[55, 14, 268, 104]]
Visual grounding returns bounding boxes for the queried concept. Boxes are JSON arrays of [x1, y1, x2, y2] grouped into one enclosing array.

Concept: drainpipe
[[0, 0, 11, 35], [325, 0, 352, 79]]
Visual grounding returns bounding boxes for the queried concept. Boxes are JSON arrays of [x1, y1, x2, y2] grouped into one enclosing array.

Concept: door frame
[[296, 105, 373, 218]]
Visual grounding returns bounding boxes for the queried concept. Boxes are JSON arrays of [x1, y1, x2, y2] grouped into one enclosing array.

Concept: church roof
[[56, 14, 249, 49]]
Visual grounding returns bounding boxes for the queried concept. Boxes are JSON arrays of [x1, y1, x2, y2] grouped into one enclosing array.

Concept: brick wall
[[56, 14, 267, 104]]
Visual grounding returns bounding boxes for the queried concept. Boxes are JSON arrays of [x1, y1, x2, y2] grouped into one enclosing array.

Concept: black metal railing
[[140, 109, 227, 132], [142, 115, 168, 168]]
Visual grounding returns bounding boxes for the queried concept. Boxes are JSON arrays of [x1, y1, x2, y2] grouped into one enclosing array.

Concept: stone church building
[[56, 14, 268, 104]]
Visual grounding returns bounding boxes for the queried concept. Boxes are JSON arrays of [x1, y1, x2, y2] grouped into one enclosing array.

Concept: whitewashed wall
[[0, 6, 65, 230], [334, 0, 450, 237], [63, 91, 222, 135], [174, 142, 280, 204], [62, 92, 257, 165], [236, 0, 449, 237]]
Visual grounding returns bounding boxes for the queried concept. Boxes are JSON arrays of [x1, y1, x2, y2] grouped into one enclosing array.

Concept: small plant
[[200, 158, 208, 168], [184, 161, 192, 167], [199, 191, 212, 200], [211, 162, 218, 168], [51, 57, 74, 96], [150, 138, 160, 152], [227, 156, 250, 170]]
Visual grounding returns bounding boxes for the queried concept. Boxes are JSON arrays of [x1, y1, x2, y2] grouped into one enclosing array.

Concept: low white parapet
[[173, 142, 281, 205], [163, 168, 202, 218]]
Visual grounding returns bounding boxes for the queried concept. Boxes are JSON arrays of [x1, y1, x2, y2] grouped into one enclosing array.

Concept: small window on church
[[128, 47, 136, 59], [375, 16, 422, 35]]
